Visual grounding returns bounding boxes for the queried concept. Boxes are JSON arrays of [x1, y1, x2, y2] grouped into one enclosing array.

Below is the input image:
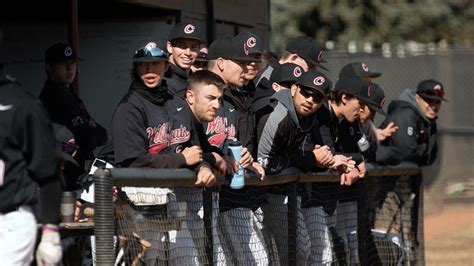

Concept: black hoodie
[[257, 89, 322, 174], [380, 89, 438, 166], [166, 64, 190, 98]]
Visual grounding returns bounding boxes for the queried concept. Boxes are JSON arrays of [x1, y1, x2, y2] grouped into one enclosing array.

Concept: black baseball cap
[[168, 22, 203, 42], [133, 42, 168, 63], [234, 31, 263, 55], [334, 77, 372, 103], [52, 123, 79, 167], [339, 62, 381, 79], [285, 36, 328, 70], [207, 37, 259, 62], [295, 70, 332, 95], [364, 83, 387, 116], [270, 63, 303, 85], [45, 43, 81, 63], [416, 79, 448, 102]]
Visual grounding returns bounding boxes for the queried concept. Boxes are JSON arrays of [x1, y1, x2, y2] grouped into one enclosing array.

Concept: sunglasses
[[134, 47, 166, 59], [62, 141, 79, 156], [298, 86, 325, 103]]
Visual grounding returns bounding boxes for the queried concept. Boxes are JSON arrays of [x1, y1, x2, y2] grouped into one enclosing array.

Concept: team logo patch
[[247, 37, 256, 48], [293, 66, 302, 77], [317, 51, 323, 62], [362, 62, 369, 72], [64, 46, 73, 57], [145, 42, 157, 49], [175, 145, 184, 153], [407, 126, 414, 136], [243, 44, 249, 55], [433, 84, 442, 91], [380, 97, 386, 108], [184, 24, 195, 34], [368, 86, 373, 96], [313, 76, 325, 86]]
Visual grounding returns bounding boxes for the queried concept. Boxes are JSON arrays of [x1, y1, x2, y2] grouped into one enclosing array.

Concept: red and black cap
[[234, 31, 263, 55], [364, 83, 387, 116], [334, 76, 372, 103], [285, 36, 328, 70], [270, 63, 304, 85], [416, 79, 448, 102], [133, 42, 168, 63], [168, 22, 203, 43], [45, 43, 81, 63], [207, 37, 259, 62], [295, 70, 332, 96], [339, 62, 381, 79]]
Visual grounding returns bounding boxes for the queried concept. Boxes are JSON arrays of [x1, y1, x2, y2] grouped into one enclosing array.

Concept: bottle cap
[[228, 138, 241, 146]]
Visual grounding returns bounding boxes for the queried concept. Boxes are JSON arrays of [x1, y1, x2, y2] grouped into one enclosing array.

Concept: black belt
[[0, 206, 20, 215]]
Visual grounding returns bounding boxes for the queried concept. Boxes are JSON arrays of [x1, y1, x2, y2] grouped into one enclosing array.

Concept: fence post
[[94, 168, 115, 265], [287, 182, 297, 264], [203, 188, 214, 265], [357, 179, 368, 265]]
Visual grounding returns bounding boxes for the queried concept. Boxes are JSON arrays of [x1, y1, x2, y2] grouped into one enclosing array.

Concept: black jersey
[[0, 73, 61, 216]]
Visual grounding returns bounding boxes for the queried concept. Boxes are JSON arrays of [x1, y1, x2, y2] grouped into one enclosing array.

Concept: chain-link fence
[[323, 48, 474, 213]]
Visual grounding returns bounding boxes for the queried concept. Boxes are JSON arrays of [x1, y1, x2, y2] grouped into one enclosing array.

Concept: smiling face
[[167, 39, 200, 70], [416, 94, 442, 119], [135, 61, 169, 88], [47, 60, 77, 86]]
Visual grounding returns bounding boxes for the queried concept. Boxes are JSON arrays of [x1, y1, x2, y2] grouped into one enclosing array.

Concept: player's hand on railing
[[340, 168, 360, 186], [357, 161, 367, 178], [195, 165, 216, 187], [239, 147, 254, 169], [248, 162, 266, 180], [313, 145, 334, 168], [212, 152, 227, 177], [36, 224, 62, 266], [375, 121, 398, 142], [182, 145, 203, 166]]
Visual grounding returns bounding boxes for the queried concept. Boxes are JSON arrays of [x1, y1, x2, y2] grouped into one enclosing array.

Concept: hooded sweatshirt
[[380, 89, 438, 166], [257, 89, 322, 174]]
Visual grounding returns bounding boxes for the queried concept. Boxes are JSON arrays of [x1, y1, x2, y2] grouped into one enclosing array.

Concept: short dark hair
[[329, 90, 356, 105], [187, 70, 226, 92]]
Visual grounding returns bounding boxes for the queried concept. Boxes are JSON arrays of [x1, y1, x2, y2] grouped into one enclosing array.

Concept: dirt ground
[[424, 203, 474, 265]]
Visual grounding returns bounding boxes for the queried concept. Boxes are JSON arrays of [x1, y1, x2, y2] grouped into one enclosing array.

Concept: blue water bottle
[[228, 138, 244, 189]]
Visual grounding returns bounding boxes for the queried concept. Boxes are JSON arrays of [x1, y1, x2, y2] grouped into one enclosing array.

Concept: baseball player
[[0, 64, 63, 264], [39, 43, 107, 191], [166, 22, 203, 98], [253, 36, 327, 127], [257, 70, 336, 265], [112, 43, 215, 265], [205, 36, 268, 265]]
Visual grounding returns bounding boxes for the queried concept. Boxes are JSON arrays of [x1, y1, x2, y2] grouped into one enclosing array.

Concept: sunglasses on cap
[[62, 141, 79, 156], [133, 47, 167, 60], [298, 86, 325, 103]]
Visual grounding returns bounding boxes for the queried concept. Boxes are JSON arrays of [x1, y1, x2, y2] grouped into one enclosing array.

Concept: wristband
[[42, 223, 59, 232]]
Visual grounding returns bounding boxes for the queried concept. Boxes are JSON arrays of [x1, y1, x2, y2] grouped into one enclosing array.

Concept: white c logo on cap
[[184, 24, 195, 34], [380, 97, 386, 108], [433, 84, 442, 91], [313, 76, 325, 86], [293, 67, 302, 77], [64, 47, 73, 57], [145, 42, 157, 49], [367, 86, 373, 96], [362, 62, 369, 72], [243, 44, 249, 55], [247, 37, 256, 48]]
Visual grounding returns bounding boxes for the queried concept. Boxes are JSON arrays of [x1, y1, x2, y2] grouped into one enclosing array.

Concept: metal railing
[[94, 162, 422, 265]]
